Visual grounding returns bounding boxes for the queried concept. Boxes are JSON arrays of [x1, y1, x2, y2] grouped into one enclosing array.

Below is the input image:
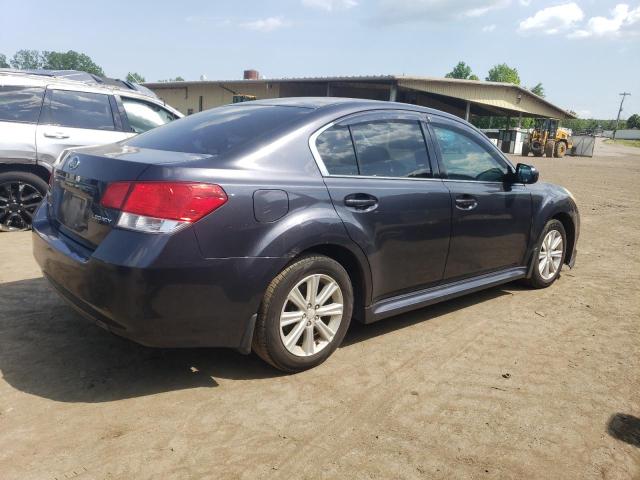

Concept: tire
[[521, 142, 530, 156], [554, 141, 567, 158], [545, 140, 555, 158], [252, 255, 354, 372], [525, 219, 566, 289], [0, 171, 48, 232], [532, 141, 544, 157]]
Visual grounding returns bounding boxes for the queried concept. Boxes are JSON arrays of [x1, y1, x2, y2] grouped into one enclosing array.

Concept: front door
[[429, 118, 532, 280], [36, 88, 132, 165], [313, 112, 452, 302]]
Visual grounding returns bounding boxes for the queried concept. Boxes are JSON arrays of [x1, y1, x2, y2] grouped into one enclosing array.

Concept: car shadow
[[607, 413, 640, 448], [0, 277, 519, 403]]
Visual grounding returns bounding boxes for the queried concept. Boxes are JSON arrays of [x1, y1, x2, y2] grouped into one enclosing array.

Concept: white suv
[[0, 70, 182, 231]]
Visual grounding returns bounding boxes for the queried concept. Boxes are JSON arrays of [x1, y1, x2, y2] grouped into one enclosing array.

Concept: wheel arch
[[0, 163, 51, 184], [552, 211, 576, 266]]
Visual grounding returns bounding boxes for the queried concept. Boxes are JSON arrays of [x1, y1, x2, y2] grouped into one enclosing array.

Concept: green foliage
[[158, 76, 185, 82], [486, 63, 521, 85], [530, 82, 545, 98], [468, 74, 479, 81], [445, 61, 476, 80], [562, 118, 625, 132], [627, 114, 640, 129], [42, 50, 104, 76], [8, 49, 104, 76], [126, 72, 146, 83], [0, 54, 8, 68], [10, 49, 43, 69]]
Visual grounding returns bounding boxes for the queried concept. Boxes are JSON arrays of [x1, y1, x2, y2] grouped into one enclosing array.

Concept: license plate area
[[59, 190, 91, 232]]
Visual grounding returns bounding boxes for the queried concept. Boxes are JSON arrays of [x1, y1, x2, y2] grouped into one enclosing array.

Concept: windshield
[[125, 104, 311, 157]]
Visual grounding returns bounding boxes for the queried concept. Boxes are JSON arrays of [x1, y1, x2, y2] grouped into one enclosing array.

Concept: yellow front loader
[[522, 119, 572, 158]]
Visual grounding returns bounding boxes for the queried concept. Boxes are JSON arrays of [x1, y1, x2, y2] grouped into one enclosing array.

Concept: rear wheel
[[532, 140, 544, 157], [0, 172, 48, 232], [554, 141, 567, 158], [545, 140, 555, 158], [252, 255, 353, 372], [522, 142, 531, 156], [526, 219, 566, 289]]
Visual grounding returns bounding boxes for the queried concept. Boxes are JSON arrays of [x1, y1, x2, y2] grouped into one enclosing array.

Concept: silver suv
[[0, 70, 182, 231]]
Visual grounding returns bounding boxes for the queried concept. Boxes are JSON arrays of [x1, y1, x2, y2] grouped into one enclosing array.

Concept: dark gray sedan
[[33, 98, 579, 372]]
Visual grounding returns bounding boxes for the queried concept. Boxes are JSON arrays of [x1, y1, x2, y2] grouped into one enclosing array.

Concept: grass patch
[[604, 139, 640, 148]]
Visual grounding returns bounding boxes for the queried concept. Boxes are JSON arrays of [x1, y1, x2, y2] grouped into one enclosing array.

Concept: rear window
[[125, 104, 311, 156], [0, 86, 45, 123], [42, 89, 115, 131]]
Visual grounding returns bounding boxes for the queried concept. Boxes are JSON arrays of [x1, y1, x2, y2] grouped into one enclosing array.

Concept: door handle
[[44, 132, 70, 139], [455, 195, 478, 210], [344, 194, 378, 210]]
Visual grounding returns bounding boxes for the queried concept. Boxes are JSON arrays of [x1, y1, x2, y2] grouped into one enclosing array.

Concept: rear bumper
[[32, 203, 285, 350]]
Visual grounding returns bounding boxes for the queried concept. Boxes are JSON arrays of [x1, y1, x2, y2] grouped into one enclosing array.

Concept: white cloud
[[482, 24, 497, 32], [372, 0, 511, 25], [240, 16, 292, 32], [518, 2, 584, 35], [518, 0, 531, 6], [302, 0, 358, 11], [568, 3, 640, 38]]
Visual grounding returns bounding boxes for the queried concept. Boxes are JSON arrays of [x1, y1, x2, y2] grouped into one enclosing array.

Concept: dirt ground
[[1, 138, 639, 480]]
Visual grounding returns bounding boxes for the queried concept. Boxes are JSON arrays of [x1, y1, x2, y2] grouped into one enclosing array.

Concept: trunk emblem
[[67, 156, 80, 170]]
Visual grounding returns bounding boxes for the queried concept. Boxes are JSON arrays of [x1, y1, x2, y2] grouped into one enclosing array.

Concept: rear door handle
[[455, 194, 478, 210], [44, 132, 70, 139], [344, 193, 378, 210]]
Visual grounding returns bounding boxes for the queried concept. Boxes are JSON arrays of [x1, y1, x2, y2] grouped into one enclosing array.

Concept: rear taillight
[[101, 182, 227, 234]]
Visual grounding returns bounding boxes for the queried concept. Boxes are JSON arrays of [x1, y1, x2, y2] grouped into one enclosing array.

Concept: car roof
[[244, 96, 463, 122]]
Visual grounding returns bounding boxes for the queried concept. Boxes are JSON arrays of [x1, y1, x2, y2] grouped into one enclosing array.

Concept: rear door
[[429, 117, 532, 280], [313, 111, 451, 302], [0, 84, 44, 166], [36, 88, 132, 165]]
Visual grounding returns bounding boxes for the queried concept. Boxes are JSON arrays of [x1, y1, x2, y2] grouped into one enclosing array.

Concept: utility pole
[[613, 92, 631, 140]]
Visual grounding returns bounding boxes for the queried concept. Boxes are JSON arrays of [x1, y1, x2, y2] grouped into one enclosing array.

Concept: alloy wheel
[[0, 181, 43, 231], [538, 229, 563, 281], [279, 273, 344, 357]]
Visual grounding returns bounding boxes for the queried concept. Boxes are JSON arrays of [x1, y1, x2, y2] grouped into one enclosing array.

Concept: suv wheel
[[253, 255, 353, 372], [526, 219, 566, 288], [0, 172, 48, 232]]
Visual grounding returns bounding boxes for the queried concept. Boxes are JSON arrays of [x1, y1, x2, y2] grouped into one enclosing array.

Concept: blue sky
[[2, 0, 639, 118]]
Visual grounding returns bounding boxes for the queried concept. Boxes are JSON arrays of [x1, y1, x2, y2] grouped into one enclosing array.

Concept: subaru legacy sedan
[[33, 98, 579, 372]]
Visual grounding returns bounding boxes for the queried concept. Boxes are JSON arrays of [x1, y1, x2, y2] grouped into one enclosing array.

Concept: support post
[[465, 101, 470, 121], [389, 84, 397, 102], [518, 112, 522, 128], [506, 116, 511, 129], [326, 83, 332, 97]]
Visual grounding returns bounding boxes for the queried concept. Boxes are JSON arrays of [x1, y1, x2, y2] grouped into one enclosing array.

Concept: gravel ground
[[0, 138, 638, 480]]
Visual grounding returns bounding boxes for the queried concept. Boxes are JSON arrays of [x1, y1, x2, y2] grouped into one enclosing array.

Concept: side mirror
[[515, 163, 539, 184]]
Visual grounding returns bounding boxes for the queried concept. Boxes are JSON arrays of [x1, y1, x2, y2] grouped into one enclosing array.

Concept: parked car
[[0, 70, 182, 231], [32, 98, 579, 372]]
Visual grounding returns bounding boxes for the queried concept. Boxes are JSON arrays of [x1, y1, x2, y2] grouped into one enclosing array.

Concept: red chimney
[[243, 69, 260, 80]]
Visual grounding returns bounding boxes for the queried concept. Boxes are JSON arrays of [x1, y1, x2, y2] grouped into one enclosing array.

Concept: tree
[[42, 50, 104, 76], [10, 49, 43, 69], [486, 63, 520, 85], [468, 74, 479, 81], [0, 54, 8, 68], [445, 61, 476, 80], [627, 114, 640, 129], [158, 76, 185, 82], [126, 72, 146, 83], [530, 82, 545, 98]]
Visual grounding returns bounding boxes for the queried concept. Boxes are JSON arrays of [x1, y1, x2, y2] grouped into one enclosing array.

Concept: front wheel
[[522, 142, 531, 156], [526, 219, 566, 289], [252, 255, 353, 372], [0, 172, 48, 232]]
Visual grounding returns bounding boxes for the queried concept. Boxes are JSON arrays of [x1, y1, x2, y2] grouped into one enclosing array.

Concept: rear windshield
[[125, 104, 311, 156]]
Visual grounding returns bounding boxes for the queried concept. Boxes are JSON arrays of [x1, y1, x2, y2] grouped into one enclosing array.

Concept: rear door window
[[0, 86, 45, 123], [121, 97, 177, 133], [315, 125, 359, 175], [42, 89, 115, 130], [350, 120, 432, 178]]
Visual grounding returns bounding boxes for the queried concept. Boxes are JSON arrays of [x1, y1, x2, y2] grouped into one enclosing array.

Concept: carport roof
[[146, 74, 575, 120]]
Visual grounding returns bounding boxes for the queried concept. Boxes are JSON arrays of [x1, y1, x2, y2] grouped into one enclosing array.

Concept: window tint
[[0, 86, 45, 123], [433, 125, 508, 181], [122, 97, 177, 133], [44, 90, 115, 130], [316, 125, 359, 175], [350, 120, 431, 178], [126, 104, 310, 157]]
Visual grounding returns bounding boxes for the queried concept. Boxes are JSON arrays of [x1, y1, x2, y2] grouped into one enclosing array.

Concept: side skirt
[[363, 267, 527, 324]]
